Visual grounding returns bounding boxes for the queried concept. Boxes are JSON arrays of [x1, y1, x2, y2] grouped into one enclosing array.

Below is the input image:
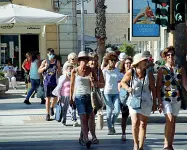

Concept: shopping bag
[[96, 110, 104, 130], [55, 101, 63, 122], [37, 85, 45, 99]]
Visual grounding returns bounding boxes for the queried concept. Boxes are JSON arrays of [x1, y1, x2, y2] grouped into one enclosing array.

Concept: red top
[[24, 60, 31, 71]]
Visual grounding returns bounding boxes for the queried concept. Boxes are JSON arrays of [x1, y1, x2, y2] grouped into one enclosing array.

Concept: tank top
[[24, 60, 31, 71], [43, 60, 58, 87], [30, 60, 40, 79], [74, 73, 91, 95], [61, 78, 71, 97], [161, 65, 182, 102]]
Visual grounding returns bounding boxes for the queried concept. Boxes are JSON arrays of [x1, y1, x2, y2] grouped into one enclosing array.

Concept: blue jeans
[[104, 94, 120, 129], [26, 79, 40, 100]]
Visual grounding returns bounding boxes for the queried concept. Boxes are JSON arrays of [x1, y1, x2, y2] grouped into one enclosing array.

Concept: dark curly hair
[[119, 56, 133, 73], [105, 52, 118, 63]]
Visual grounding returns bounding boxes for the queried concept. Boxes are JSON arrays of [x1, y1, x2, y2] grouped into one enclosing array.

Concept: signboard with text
[[130, 0, 160, 41]]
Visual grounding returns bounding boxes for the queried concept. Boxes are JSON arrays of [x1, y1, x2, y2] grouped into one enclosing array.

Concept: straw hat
[[68, 52, 77, 60], [78, 51, 90, 58], [131, 53, 147, 67], [118, 52, 126, 61]]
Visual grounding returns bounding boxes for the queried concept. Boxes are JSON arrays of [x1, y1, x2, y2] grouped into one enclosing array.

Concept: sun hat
[[78, 51, 90, 58], [131, 53, 147, 67], [142, 51, 151, 58], [118, 52, 126, 61]]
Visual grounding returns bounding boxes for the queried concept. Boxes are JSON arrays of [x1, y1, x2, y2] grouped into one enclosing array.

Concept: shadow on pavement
[[0, 138, 186, 150], [0, 102, 45, 110]]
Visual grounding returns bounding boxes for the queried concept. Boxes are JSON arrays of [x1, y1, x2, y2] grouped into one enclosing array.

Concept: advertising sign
[[131, 0, 160, 41]]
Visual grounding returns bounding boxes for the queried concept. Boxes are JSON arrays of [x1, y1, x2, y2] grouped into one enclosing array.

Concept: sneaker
[[50, 107, 54, 116], [107, 128, 114, 135], [46, 114, 50, 121], [112, 127, 116, 134], [23, 100, 31, 105], [73, 121, 78, 127]]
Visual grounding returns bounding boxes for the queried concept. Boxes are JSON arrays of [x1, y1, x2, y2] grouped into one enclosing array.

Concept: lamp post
[[80, 0, 85, 51]]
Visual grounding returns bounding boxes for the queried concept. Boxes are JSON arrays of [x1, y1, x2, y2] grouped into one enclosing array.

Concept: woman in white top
[[121, 53, 156, 150], [102, 52, 122, 135]]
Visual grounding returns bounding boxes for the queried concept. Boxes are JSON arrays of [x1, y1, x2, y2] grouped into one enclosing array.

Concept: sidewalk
[[0, 82, 187, 126]]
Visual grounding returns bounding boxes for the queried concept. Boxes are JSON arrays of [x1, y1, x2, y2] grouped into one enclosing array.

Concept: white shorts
[[162, 100, 181, 116]]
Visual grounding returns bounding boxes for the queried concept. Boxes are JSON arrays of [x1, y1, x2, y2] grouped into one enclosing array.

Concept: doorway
[[21, 34, 39, 63]]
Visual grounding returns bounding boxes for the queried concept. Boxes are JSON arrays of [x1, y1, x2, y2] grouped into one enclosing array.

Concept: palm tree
[[95, 0, 107, 63]]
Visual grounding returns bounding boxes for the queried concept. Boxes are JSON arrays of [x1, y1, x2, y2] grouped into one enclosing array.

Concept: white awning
[[0, 4, 67, 25]]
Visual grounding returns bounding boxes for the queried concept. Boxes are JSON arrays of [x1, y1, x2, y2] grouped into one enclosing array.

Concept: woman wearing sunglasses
[[156, 46, 187, 150], [121, 53, 156, 150], [102, 52, 122, 135]]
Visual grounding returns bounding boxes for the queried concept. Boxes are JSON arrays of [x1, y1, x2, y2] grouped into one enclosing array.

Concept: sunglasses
[[166, 53, 174, 57], [125, 62, 132, 64], [71, 59, 75, 61], [110, 59, 117, 62]]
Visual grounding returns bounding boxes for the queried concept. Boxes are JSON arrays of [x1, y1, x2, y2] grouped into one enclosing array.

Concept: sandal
[[121, 134, 126, 141], [79, 138, 86, 146], [86, 141, 92, 149], [92, 137, 99, 144]]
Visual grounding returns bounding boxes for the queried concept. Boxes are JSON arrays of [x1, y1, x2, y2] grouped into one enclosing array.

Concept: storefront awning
[[0, 4, 67, 25]]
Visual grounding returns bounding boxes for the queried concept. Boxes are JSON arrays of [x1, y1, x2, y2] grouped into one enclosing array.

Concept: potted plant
[[0, 72, 9, 92]]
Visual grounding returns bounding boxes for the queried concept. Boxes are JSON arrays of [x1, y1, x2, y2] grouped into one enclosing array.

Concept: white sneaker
[[73, 121, 78, 127], [62, 123, 66, 127]]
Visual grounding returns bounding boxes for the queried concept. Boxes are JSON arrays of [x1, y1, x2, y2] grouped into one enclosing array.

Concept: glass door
[[0, 35, 19, 69]]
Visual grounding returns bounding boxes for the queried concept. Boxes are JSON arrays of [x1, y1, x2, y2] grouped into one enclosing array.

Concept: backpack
[[43, 59, 58, 86]]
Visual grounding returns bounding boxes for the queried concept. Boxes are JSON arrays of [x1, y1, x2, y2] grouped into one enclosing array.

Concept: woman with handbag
[[118, 56, 133, 141], [102, 52, 122, 135], [70, 51, 98, 149], [121, 53, 156, 150], [23, 52, 45, 105], [52, 63, 77, 126], [156, 46, 187, 150]]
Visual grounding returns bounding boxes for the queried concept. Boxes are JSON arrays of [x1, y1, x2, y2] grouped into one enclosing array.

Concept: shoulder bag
[[91, 68, 103, 111]]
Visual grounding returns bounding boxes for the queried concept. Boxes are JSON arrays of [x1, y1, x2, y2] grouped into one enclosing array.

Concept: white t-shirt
[[102, 68, 123, 94]]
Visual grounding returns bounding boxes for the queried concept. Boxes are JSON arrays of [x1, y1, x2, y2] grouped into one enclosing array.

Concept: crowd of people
[[3, 46, 187, 150]]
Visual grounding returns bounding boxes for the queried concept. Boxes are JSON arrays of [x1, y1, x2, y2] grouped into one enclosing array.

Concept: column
[[59, 0, 77, 62]]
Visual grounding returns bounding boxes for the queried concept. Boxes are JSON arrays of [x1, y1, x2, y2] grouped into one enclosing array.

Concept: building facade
[[0, 0, 58, 70]]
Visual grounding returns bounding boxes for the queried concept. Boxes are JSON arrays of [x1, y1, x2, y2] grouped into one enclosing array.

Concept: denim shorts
[[75, 94, 93, 115]]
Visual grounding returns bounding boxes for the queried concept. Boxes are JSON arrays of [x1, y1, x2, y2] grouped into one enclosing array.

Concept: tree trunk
[[95, 0, 107, 64], [175, 23, 187, 109]]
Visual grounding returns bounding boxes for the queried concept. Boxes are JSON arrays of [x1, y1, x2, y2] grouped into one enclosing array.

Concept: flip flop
[[79, 138, 86, 146]]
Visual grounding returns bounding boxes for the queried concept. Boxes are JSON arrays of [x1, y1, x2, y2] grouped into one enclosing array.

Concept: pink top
[[60, 78, 71, 97]]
